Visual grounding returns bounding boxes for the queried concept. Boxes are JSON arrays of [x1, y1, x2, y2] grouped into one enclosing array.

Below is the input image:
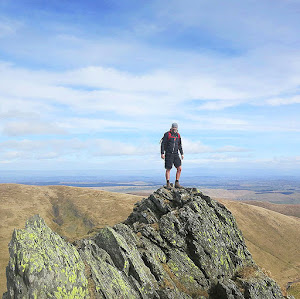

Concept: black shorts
[[165, 153, 181, 169]]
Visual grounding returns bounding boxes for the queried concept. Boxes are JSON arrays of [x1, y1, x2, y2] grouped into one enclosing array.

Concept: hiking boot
[[165, 181, 171, 190], [175, 181, 183, 189]]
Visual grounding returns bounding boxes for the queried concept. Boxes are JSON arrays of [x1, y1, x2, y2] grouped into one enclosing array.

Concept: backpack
[[160, 131, 181, 148]]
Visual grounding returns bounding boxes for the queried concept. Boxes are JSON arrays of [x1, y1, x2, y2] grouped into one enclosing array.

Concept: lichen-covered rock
[[237, 269, 285, 299], [78, 225, 159, 298], [209, 279, 244, 299], [78, 239, 141, 298], [126, 188, 253, 283], [4, 214, 88, 298], [4, 187, 285, 298]]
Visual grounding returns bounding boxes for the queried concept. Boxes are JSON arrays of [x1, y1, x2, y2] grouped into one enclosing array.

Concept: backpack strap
[[168, 131, 180, 140]]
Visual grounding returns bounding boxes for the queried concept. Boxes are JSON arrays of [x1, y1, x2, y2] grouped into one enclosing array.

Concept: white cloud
[[182, 115, 249, 131], [1, 41, 300, 127], [272, 155, 300, 165], [2, 121, 67, 136], [92, 139, 151, 156], [0, 138, 157, 161], [1, 61, 300, 138], [0, 63, 246, 113], [36, 152, 60, 159], [216, 145, 249, 153], [182, 138, 249, 154], [266, 95, 300, 106], [57, 118, 138, 133], [2, 151, 23, 159], [185, 156, 240, 164], [0, 136, 299, 172], [0, 139, 86, 152], [195, 101, 238, 111], [0, 138, 248, 162], [181, 139, 211, 154]]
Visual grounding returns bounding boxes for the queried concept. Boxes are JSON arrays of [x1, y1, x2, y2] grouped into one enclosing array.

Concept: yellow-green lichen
[[53, 285, 88, 299], [10, 215, 89, 297]]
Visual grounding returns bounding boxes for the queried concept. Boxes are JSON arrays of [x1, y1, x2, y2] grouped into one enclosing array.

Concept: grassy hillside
[[218, 199, 300, 297], [241, 200, 300, 219], [0, 183, 142, 295], [1, 184, 299, 297]]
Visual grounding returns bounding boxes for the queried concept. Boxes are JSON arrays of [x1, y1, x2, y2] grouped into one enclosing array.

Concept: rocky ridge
[[4, 187, 288, 298]]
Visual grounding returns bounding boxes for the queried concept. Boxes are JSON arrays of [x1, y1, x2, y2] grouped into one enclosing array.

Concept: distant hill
[[200, 187, 300, 204], [241, 200, 300, 219], [218, 198, 300, 296], [0, 183, 299, 297]]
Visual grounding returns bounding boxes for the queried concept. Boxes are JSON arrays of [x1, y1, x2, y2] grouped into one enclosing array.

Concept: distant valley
[[1, 171, 300, 205]]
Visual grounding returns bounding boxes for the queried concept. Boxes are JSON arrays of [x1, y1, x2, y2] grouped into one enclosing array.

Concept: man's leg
[[166, 169, 171, 181], [175, 165, 182, 180], [164, 153, 172, 189], [175, 154, 183, 188], [165, 169, 171, 189]]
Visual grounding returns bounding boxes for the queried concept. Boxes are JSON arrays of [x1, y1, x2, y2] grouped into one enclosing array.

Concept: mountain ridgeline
[[4, 187, 287, 298]]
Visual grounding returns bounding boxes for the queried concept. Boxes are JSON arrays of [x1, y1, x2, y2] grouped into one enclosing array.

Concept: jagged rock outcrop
[[4, 187, 286, 298], [4, 215, 88, 298]]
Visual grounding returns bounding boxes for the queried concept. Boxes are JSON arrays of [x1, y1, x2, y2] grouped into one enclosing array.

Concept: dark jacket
[[161, 130, 183, 155]]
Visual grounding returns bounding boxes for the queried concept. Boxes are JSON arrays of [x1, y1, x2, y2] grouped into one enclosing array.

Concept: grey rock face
[[4, 215, 88, 298], [4, 187, 285, 298]]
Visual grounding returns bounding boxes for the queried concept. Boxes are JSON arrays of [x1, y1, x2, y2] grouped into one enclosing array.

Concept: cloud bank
[[0, 0, 299, 173]]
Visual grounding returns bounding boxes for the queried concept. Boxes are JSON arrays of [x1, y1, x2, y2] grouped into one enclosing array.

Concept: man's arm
[[161, 132, 168, 155], [178, 136, 184, 158]]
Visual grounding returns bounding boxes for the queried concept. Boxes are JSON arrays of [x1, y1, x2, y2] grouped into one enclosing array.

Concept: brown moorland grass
[[218, 198, 300, 296], [0, 183, 142, 295], [287, 282, 300, 298]]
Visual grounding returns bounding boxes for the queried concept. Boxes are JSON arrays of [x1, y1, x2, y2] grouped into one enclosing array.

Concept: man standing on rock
[[161, 123, 184, 189]]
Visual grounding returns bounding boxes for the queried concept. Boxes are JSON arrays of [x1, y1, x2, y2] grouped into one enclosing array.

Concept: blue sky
[[0, 0, 300, 176]]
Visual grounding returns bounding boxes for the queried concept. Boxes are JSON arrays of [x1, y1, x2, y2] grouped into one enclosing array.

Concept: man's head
[[171, 122, 178, 132]]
